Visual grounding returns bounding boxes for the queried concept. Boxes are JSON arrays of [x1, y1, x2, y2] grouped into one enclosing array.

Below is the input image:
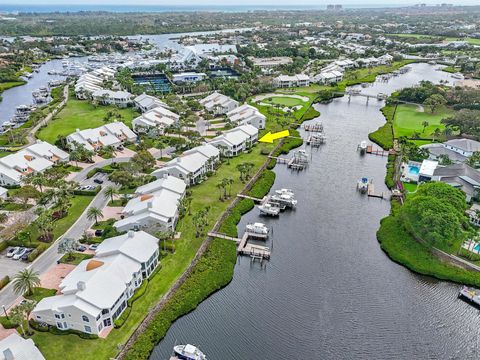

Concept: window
[[36, 315, 41, 319], [55, 314, 61, 319], [57, 322, 63, 329], [82, 315, 89, 322], [84, 325, 92, 333]]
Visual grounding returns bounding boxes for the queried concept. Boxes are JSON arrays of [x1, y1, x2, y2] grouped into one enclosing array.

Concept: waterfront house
[[32, 231, 159, 336], [227, 104, 266, 129], [0, 186, 7, 200], [209, 124, 259, 157], [66, 122, 137, 152], [151, 144, 220, 185], [249, 56, 293, 71], [132, 106, 180, 135], [199, 92, 239, 115], [418, 159, 439, 182], [74, 66, 116, 99], [0, 140, 69, 186], [133, 93, 168, 113], [432, 163, 480, 201], [313, 70, 344, 84], [273, 74, 310, 88], [0, 333, 45, 360], [422, 138, 480, 164], [114, 175, 186, 233]]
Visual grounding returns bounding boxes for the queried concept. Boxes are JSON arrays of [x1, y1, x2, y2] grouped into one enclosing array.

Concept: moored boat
[[246, 222, 269, 235], [270, 193, 298, 208], [359, 140, 367, 153], [357, 177, 369, 194], [173, 344, 207, 360], [258, 203, 280, 216], [275, 188, 295, 197]]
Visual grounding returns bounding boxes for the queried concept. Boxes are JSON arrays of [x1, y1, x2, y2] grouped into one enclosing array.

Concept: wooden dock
[[209, 231, 271, 260], [236, 194, 266, 203], [366, 145, 389, 156], [367, 183, 384, 199], [304, 123, 323, 132]]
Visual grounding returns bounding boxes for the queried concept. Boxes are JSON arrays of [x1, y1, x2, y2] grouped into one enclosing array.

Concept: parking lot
[[0, 247, 31, 279]]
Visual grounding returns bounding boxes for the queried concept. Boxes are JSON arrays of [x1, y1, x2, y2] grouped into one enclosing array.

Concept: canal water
[[151, 64, 480, 360]]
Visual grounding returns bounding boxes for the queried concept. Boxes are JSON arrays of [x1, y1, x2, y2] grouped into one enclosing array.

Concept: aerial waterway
[[151, 63, 480, 360]]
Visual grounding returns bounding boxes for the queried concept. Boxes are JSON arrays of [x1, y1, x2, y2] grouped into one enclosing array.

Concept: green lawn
[[402, 182, 418, 193], [393, 104, 452, 140], [36, 99, 139, 144], [0, 81, 26, 93], [59, 252, 93, 265], [24, 287, 57, 302], [263, 96, 305, 107]]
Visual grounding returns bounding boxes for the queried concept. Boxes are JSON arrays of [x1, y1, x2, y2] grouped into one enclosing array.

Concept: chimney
[[3, 349, 14, 360], [128, 230, 135, 238], [163, 174, 168, 179], [77, 281, 86, 291], [176, 157, 181, 163]]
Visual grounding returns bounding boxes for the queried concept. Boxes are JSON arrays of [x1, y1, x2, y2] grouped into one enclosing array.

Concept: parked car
[[76, 245, 87, 252], [94, 229, 103, 237], [13, 248, 28, 260], [6, 247, 20, 258], [89, 244, 98, 251], [93, 178, 104, 184], [21, 249, 33, 261]]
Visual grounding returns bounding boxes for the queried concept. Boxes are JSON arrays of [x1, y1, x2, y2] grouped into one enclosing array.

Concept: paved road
[[0, 185, 111, 309]]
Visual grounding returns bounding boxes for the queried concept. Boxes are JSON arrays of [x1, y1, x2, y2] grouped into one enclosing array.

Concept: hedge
[[115, 279, 149, 329], [30, 320, 99, 339], [0, 316, 16, 329], [0, 275, 10, 291], [28, 243, 49, 262], [73, 186, 100, 196], [0, 241, 8, 252]]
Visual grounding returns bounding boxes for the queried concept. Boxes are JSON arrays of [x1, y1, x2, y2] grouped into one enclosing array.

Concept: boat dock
[[367, 182, 384, 199], [306, 134, 326, 147], [208, 231, 271, 261], [269, 154, 308, 171], [236, 194, 267, 204], [366, 145, 389, 156]]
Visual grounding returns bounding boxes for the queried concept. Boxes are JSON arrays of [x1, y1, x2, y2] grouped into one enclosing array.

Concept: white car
[[13, 248, 28, 260], [6, 247, 20, 258], [88, 244, 98, 251]]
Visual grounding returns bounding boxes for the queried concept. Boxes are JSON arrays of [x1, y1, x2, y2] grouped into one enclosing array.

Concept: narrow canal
[[151, 63, 480, 360]]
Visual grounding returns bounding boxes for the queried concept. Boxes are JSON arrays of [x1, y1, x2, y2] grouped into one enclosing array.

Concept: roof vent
[[3, 349, 14, 360], [77, 281, 87, 290], [128, 230, 135, 238]]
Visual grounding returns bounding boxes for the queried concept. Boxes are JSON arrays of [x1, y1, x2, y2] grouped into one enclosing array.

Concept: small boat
[[376, 93, 387, 100], [275, 188, 295, 197], [270, 194, 298, 208], [452, 72, 463, 79], [357, 177, 369, 194], [258, 203, 280, 216], [359, 140, 367, 153], [246, 222, 269, 235], [173, 344, 207, 360]]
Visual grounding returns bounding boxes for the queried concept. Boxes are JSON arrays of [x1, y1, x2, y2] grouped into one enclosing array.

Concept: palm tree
[[0, 212, 8, 223], [431, 128, 442, 142], [104, 186, 117, 204], [421, 121, 429, 134], [216, 181, 225, 200], [12, 269, 40, 296], [87, 206, 103, 225]]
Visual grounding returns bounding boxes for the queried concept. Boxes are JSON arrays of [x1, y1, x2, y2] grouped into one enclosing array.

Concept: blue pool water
[[474, 244, 480, 252], [408, 165, 420, 176]]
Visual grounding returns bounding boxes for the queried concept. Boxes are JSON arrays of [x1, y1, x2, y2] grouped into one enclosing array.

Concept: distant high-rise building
[[327, 4, 342, 10]]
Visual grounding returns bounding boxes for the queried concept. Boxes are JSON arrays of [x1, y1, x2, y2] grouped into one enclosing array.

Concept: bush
[[0, 316, 16, 329], [385, 155, 396, 189], [248, 170, 276, 199], [47, 324, 98, 339], [0, 275, 9, 290], [219, 199, 255, 237], [28, 243, 49, 262], [0, 241, 8, 252], [73, 187, 100, 196], [29, 319, 49, 332]]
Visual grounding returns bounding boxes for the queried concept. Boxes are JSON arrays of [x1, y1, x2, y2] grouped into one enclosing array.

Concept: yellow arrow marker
[[259, 130, 290, 143]]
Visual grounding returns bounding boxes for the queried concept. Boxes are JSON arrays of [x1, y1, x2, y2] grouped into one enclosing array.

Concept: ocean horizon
[[0, 3, 421, 14]]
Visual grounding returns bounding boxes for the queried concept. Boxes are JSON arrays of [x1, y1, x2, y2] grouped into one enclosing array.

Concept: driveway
[[0, 250, 29, 279]]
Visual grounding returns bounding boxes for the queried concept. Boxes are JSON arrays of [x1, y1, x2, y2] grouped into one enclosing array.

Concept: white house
[[151, 144, 220, 185], [199, 92, 239, 115], [209, 124, 258, 157], [75, 67, 116, 99], [172, 72, 207, 83], [32, 231, 159, 336], [0, 333, 45, 360], [132, 106, 180, 134], [114, 175, 186, 233], [227, 104, 266, 129], [66, 122, 137, 152], [273, 74, 310, 88], [0, 141, 69, 186], [133, 93, 168, 113], [443, 139, 480, 158], [91, 89, 132, 108], [313, 70, 343, 84], [0, 186, 7, 200]]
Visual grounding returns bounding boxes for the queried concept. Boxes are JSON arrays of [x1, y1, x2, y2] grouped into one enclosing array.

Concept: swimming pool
[[408, 165, 420, 176], [474, 244, 480, 252]]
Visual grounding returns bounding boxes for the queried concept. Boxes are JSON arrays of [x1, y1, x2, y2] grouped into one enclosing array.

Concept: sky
[[4, 0, 477, 6]]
